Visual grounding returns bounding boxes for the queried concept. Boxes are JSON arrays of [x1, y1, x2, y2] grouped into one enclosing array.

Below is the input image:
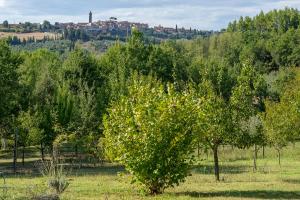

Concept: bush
[[103, 76, 198, 194]]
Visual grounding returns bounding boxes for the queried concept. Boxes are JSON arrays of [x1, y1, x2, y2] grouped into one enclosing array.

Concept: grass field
[[0, 32, 61, 41], [1, 144, 300, 200]]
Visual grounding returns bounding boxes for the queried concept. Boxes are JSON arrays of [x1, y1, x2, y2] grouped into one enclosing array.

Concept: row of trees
[[7, 35, 60, 46], [1, 20, 54, 33], [63, 28, 90, 42], [1, 8, 300, 195]]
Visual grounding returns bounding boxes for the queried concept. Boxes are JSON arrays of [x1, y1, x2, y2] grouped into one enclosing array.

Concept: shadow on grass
[[282, 179, 300, 184], [1, 162, 126, 179], [74, 165, 125, 176], [0, 147, 41, 160], [192, 164, 250, 175], [175, 190, 300, 199], [0, 159, 41, 176]]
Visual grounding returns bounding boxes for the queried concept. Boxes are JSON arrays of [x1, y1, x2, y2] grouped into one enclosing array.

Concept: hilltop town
[[0, 11, 215, 42]]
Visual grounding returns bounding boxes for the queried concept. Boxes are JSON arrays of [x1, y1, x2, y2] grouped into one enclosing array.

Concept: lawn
[[1, 144, 300, 199]]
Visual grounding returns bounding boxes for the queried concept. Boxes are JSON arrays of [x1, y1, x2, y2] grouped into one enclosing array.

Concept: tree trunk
[[1, 138, 7, 150], [52, 144, 58, 163], [13, 128, 18, 174], [206, 148, 209, 160], [254, 145, 258, 159], [49, 145, 54, 161], [197, 141, 200, 158], [41, 143, 45, 161], [253, 145, 257, 172], [75, 144, 78, 158], [22, 146, 25, 166], [277, 149, 281, 166], [149, 183, 163, 195], [262, 146, 265, 159], [213, 145, 220, 181]]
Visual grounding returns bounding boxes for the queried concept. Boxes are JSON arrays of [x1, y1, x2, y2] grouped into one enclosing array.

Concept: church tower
[[89, 11, 92, 23]]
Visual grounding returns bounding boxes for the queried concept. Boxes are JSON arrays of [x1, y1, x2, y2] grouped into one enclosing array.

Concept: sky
[[1, 0, 300, 30]]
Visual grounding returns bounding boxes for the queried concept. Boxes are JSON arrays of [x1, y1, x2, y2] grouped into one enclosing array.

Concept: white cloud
[[0, 0, 6, 7]]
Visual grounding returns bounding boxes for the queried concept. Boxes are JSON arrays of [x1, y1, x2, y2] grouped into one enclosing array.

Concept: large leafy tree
[[103, 75, 198, 194], [18, 49, 60, 159], [56, 48, 101, 158], [0, 40, 22, 149]]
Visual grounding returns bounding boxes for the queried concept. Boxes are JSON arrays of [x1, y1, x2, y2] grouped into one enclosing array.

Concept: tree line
[[1, 8, 300, 195]]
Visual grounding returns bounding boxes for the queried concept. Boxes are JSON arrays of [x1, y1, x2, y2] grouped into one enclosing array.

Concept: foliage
[[103, 75, 198, 194], [263, 69, 300, 155], [0, 40, 22, 121]]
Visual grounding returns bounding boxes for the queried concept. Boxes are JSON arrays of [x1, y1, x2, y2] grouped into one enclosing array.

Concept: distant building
[[89, 11, 93, 23]]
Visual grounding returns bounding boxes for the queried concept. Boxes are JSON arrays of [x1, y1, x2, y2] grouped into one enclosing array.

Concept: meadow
[[1, 144, 300, 200]]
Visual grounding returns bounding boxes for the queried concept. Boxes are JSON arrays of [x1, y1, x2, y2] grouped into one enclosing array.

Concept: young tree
[[263, 101, 297, 165], [191, 59, 236, 181], [263, 69, 300, 165], [194, 81, 233, 181], [17, 111, 41, 165], [103, 75, 198, 194], [230, 65, 268, 171]]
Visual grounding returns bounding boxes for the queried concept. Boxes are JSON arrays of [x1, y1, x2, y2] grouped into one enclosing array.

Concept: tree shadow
[[192, 164, 250, 175], [73, 165, 125, 176], [175, 190, 300, 199], [0, 159, 41, 176], [0, 147, 41, 159], [1, 162, 126, 178], [282, 179, 300, 184]]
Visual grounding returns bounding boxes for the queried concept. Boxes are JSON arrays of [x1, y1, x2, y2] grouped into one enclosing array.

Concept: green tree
[[263, 69, 300, 165], [230, 65, 268, 170], [194, 81, 233, 181], [17, 111, 41, 165], [57, 48, 103, 158], [103, 75, 197, 194], [98, 42, 128, 102], [0, 40, 22, 149], [3, 20, 8, 28], [42, 20, 52, 31], [18, 49, 60, 159]]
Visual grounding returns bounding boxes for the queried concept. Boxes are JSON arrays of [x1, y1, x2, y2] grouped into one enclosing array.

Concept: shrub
[[40, 160, 70, 195], [103, 76, 198, 194]]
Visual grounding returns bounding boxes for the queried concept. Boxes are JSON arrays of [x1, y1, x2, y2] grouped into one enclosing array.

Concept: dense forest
[[1, 8, 300, 195]]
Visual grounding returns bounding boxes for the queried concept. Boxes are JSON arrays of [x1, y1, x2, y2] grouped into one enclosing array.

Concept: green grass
[[1, 144, 300, 199]]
